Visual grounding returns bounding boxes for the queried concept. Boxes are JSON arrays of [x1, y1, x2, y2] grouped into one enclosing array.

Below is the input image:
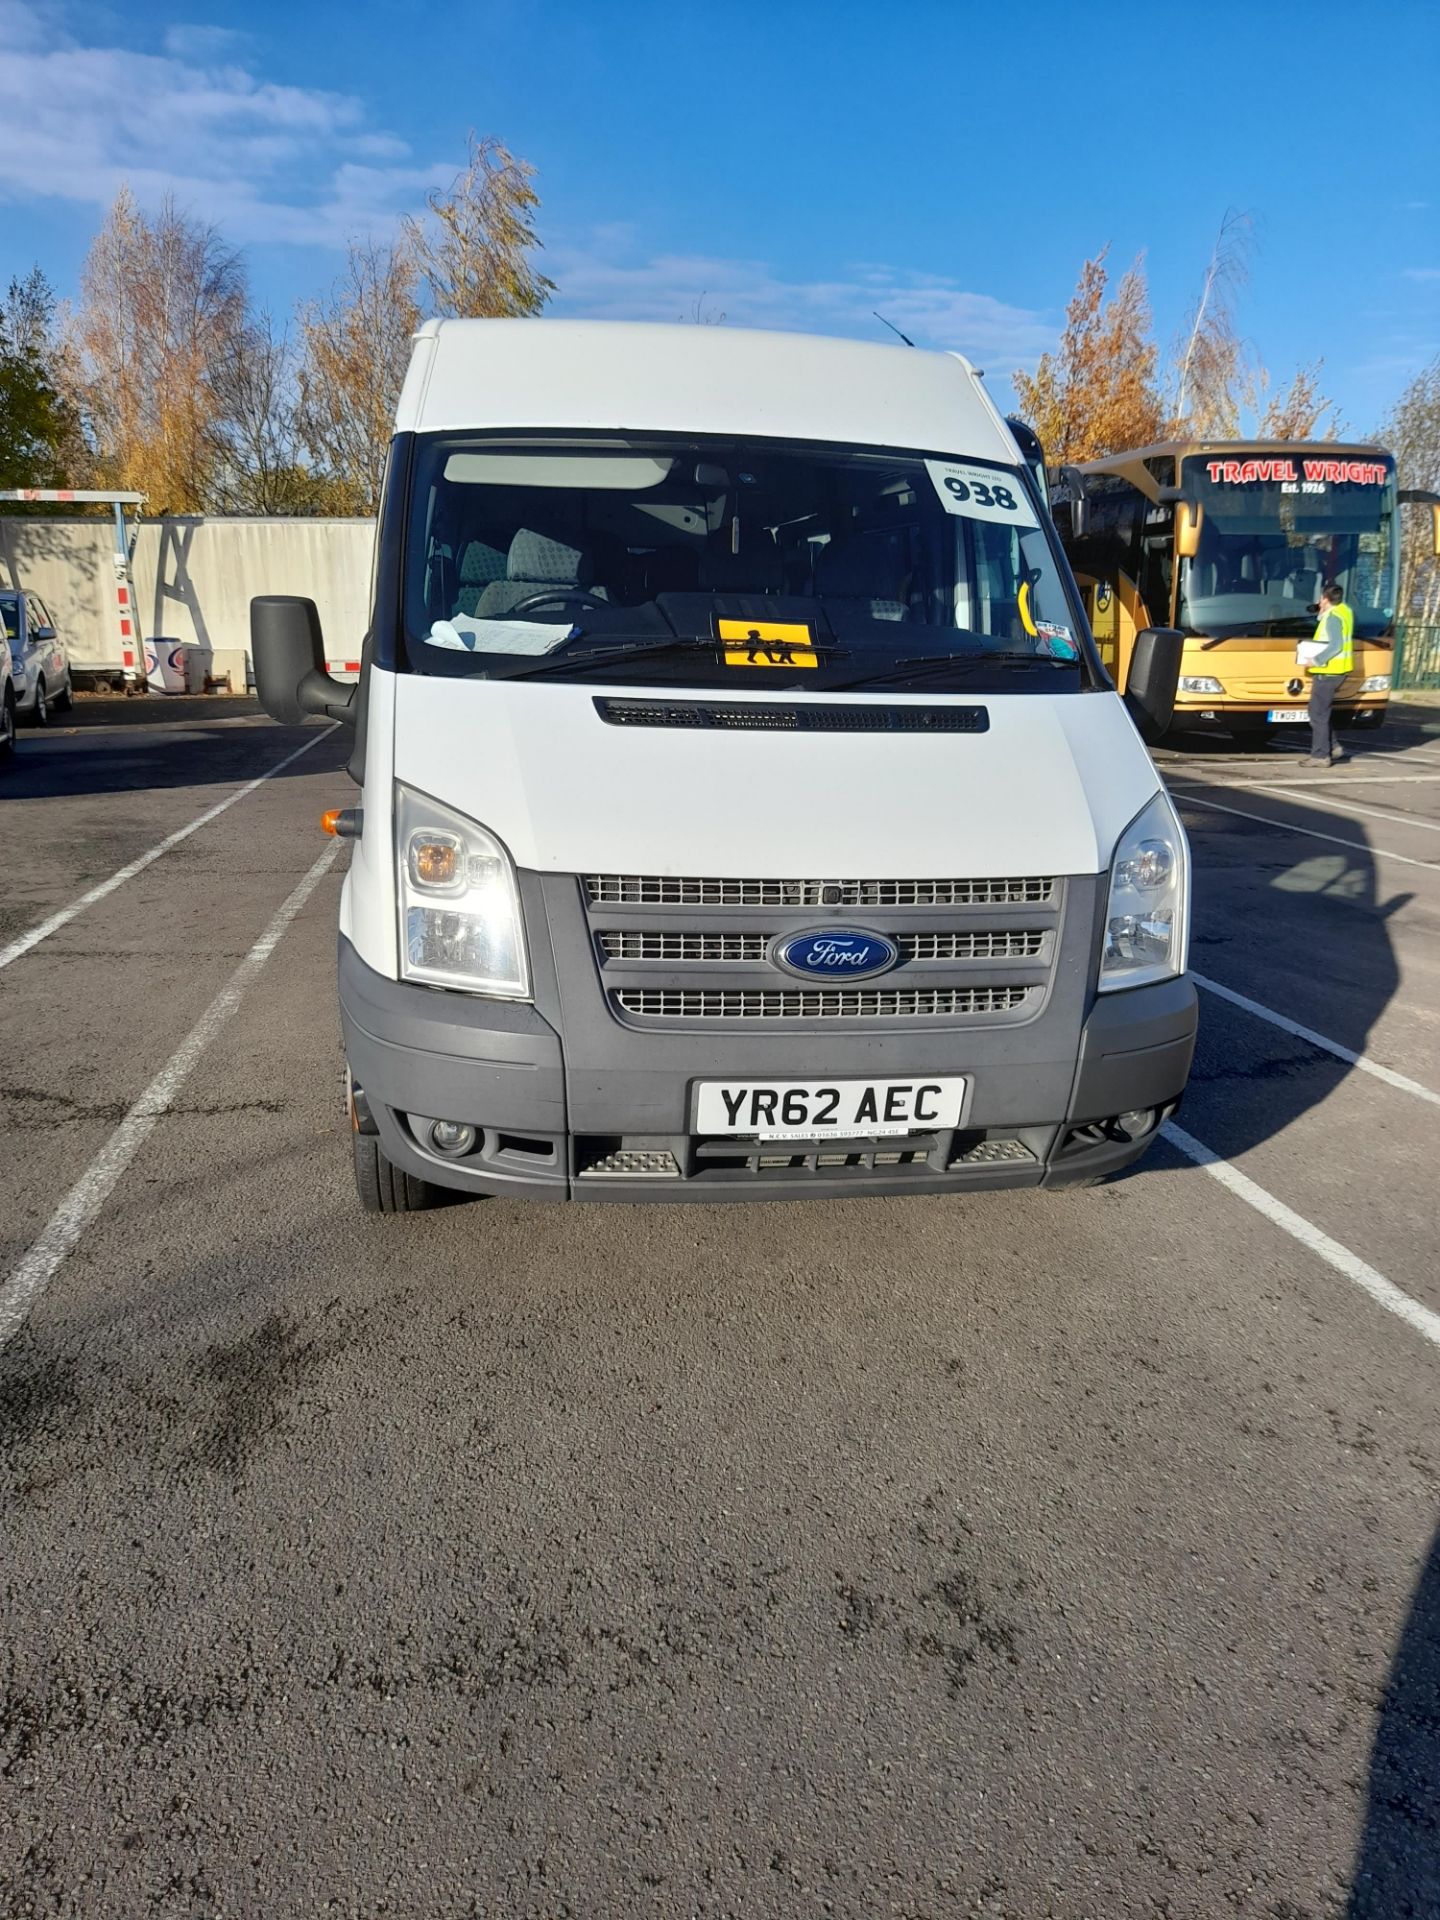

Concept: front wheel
[[0, 689, 15, 763], [31, 678, 48, 727], [55, 674, 73, 713], [352, 1130, 439, 1213]]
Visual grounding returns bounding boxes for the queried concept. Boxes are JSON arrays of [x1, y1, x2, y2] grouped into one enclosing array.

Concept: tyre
[[55, 674, 73, 713], [352, 1130, 439, 1213], [31, 678, 48, 727], [0, 688, 15, 763]]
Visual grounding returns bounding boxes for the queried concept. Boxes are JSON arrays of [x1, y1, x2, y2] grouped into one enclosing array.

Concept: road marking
[[1191, 972, 1440, 1109], [1171, 772, 1440, 788], [0, 843, 339, 1350], [1177, 792, 1440, 872], [1161, 1121, 1440, 1351], [0, 724, 337, 973], [1238, 786, 1440, 833]]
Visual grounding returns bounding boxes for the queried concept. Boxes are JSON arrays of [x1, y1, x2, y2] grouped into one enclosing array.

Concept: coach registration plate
[[1267, 708, 1308, 723], [694, 1076, 967, 1141]]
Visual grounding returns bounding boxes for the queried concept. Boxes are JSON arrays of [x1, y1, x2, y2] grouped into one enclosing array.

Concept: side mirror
[[1176, 501, 1204, 559], [250, 596, 355, 727], [34, 626, 56, 643], [1057, 466, 1089, 538], [1125, 627, 1184, 743]]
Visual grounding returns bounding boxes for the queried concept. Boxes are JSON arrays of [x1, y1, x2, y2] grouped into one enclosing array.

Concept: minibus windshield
[[401, 434, 1091, 692]]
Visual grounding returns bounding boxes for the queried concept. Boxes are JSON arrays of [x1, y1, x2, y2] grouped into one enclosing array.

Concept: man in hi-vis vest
[[1299, 581, 1354, 766]]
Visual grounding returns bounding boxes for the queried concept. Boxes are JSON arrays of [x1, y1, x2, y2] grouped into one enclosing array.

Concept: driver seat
[[475, 528, 606, 617]]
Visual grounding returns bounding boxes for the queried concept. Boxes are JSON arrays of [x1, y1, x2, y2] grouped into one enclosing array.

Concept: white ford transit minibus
[[252, 320, 1196, 1212]]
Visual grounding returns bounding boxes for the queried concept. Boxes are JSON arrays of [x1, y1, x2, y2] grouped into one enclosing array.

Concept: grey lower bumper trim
[[338, 938, 1197, 1203]]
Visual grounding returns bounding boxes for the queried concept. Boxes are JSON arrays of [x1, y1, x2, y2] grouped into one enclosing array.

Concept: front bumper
[[1172, 699, 1388, 735], [339, 939, 1197, 1202]]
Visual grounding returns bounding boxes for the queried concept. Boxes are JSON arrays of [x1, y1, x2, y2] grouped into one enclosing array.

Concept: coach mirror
[[1176, 500, 1204, 559], [1125, 628, 1184, 744], [250, 595, 356, 727]]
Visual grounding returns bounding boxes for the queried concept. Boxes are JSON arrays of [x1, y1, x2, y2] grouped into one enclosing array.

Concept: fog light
[[429, 1119, 477, 1157], [1114, 1108, 1155, 1141]]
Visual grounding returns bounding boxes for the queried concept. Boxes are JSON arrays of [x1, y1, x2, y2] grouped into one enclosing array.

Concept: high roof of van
[[395, 318, 1018, 463]]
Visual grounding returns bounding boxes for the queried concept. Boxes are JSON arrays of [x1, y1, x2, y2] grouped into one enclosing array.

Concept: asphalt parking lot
[[2, 699, 1438, 1919]]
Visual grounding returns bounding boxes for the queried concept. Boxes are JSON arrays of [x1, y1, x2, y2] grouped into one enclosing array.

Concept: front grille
[[600, 931, 771, 963], [614, 986, 1031, 1021], [599, 929, 1046, 964], [586, 874, 1055, 909], [901, 930, 1045, 961]]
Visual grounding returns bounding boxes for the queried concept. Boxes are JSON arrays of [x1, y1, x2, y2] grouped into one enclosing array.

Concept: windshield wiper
[[832, 650, 1075, 691], [494, 635, 848, 682]]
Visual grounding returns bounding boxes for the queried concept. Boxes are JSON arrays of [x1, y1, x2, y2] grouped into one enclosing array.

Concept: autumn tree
[[296, 237, 422, 515], [71, 187, 249, 511], [1381, 355, 1440, 629], [1012, 249, 1163, 463], [206, 313, 344, 514], [1251, 361, 1339, 441], [403, 135, 553, 319], [300, 135, 552, 512], [0, 268, 87, 485], [1168, 210, 1252, 437]]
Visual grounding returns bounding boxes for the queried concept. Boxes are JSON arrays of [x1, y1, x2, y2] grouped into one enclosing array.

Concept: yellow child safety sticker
[[717, 619, 818, 667]]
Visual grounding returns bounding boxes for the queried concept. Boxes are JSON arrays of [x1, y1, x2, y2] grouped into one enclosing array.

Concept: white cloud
[[1402, 267, 1440, 282], [161, 22, 250, 60], [546, 233, 1056, 373], [0, 0, 450, 246]]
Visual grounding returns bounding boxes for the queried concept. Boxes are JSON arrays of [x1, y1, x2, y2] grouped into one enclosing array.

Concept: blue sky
[[2, 0, 1437, 431]]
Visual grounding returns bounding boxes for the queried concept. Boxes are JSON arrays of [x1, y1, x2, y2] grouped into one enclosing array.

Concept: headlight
[[1361, 674, 1390, 693], [1099, 790, 1190, 993], [1178, 675, 1225, 695], [396, 784, 529, 997]]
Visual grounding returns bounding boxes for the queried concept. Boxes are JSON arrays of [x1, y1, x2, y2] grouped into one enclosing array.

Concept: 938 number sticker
[[926, 460, 1038, 528]]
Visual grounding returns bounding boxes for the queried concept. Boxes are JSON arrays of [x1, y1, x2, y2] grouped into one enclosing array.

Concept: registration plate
[[694, 1076, 967, 1141], [1267, 708, 1308, 723]]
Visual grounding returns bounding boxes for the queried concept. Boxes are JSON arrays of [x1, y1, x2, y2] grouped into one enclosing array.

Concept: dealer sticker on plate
[[695, 1076, 967, 1141]]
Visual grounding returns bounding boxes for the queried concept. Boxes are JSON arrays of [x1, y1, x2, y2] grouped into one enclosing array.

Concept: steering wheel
[[509, 588, 611, 617]]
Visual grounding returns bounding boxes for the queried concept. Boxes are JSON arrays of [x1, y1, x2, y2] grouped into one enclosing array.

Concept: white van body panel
[[396, 319, 1018, 462], [382, 674, 1159, 914], [340, 665, 399, 977]]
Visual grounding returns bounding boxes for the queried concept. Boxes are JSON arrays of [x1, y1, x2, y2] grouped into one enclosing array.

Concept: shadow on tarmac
[[1, 716, 335, 801], [1347, 1521, 1440, 1918], [1137, 800, 1404, 1158]]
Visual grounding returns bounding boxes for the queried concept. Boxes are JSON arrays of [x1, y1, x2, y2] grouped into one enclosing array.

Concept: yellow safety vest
[[1311, 600, 1354, 675]]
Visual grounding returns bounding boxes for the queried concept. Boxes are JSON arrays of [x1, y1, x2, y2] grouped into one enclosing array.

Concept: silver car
[[1, 589, 74, 726]]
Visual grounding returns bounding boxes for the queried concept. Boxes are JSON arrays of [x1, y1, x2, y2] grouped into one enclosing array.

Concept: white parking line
[[0, 843, 340, 1350], [1172, 772, 1440, 788], [1177, 791, 1440, 873], [1241, 786, 1440, 833], [1191, 972, 1440, 1109], [0, 724, 337, 973], [1162, 1121, 1440, 1351]]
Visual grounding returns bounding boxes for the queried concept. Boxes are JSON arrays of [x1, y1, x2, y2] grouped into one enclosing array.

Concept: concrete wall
[[0, 514, 376, 683]]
